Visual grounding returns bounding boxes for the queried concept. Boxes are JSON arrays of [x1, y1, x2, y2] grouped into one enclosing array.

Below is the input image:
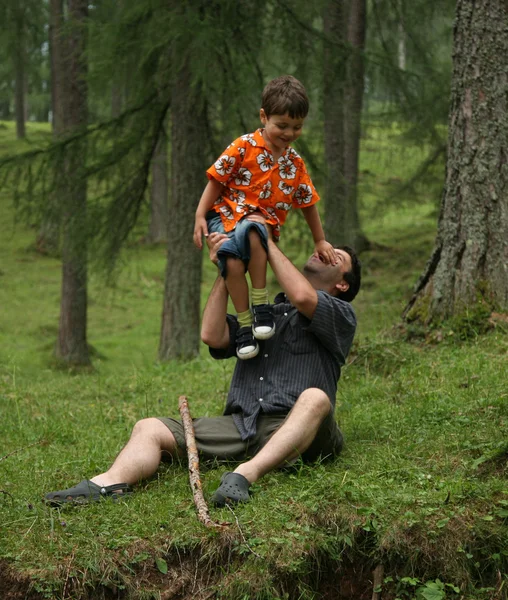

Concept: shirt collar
[[274, 292, 287, 305]]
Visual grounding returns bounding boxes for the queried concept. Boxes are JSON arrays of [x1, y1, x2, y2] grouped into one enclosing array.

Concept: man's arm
[[201, 275, 230, 349], [267, 238, 318, 320], [301, 205, 337, 265]]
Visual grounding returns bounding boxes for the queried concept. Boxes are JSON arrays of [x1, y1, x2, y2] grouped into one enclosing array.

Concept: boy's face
[[259, 109, 305, 153]]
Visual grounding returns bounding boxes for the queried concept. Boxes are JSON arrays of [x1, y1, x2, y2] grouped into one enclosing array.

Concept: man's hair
[[336, 245, 362, 302], [261, 75, 309, 119]]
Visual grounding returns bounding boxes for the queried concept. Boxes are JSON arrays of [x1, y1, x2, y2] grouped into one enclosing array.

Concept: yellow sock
[[237, 309, 253, 328], [251, 288, 269, 306]]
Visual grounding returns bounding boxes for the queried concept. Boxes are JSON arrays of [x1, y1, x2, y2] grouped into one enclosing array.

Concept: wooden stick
[[371, 564, 384, 600], [178, 395, 228, 529]]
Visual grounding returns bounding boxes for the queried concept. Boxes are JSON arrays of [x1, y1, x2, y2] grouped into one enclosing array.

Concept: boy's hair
[[336, 245, 362, 303], [262, 75, 309, 119]]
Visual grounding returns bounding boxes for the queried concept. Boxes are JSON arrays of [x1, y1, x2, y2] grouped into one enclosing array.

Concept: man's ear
[[335, 280, 350, 294]]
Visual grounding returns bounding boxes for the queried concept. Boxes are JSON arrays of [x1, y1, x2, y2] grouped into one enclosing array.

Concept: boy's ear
[[259, 108, 267, 124]]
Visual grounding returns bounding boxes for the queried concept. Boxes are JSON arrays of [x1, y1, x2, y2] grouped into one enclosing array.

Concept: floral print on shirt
[[206, 128, 319, 239]]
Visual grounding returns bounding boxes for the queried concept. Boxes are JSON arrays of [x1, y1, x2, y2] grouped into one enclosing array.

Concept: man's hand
[[193, 216, 209, 249], [245, 213, 274, 238], [314, 239, 337, 265], [206, 231, 229, 266]]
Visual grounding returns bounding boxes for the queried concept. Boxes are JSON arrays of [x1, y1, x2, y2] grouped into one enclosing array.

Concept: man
[[44, 223, 361, 506]]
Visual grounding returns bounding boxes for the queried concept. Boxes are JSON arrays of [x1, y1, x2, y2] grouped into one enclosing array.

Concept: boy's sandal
[[210, 472, 251, 507], [44, 479, 133, 506]]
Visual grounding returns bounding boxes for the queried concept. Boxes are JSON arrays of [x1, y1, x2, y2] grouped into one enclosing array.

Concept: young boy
[[193, 75, 336, 360]]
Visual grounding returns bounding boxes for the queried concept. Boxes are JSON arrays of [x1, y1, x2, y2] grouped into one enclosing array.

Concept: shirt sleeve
[[208, 314, 239, 360], [291, 157, 320, 210], [206, 138, 245, 184], [304, 291, 357, 364]]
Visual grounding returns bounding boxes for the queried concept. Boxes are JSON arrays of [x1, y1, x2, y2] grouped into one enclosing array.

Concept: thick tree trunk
[[147, 128, 169, 244], [343, 0, 369, 251], [55, 0, 90, 366], [36, 0, 64, 255], [159, 60, 205, 361], [323, 0, 368, 251], [404, 0, 508, 322], [14, 12, 26, 139], [323, 0, 346, 243]]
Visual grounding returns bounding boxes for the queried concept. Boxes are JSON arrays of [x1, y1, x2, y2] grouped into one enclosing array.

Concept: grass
[[0, 120, 507, 599]]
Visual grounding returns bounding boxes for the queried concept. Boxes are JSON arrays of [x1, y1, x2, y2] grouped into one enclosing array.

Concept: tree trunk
[[14, 11, 26, 139], [343, 0, 369, 251], [55, 0, 90, 366], [323, 0, 346, 243], [36, 0, 64, 256], [404, 0, 508, 323], [159, 60, 205, 361], [147, 127, 169, 244]]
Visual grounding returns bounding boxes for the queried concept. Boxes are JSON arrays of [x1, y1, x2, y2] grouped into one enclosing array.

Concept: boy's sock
[[237, 309, 253, 329], [251, 287, 269, 306]]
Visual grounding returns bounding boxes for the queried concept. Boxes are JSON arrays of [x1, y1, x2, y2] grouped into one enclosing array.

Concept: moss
[[405, 291, 432, 324]]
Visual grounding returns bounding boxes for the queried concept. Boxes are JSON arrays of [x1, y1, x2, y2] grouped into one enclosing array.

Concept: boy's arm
[[193, 179, 223, 249], [301, 204, 337, 265], [200, 232, 231, 349]]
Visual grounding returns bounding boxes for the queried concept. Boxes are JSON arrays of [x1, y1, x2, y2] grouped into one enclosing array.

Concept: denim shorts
[[206, 211, 269, 278]]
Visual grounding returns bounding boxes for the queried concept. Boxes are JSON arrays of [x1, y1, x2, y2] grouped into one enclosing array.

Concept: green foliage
[[1, 121, 508, 598]]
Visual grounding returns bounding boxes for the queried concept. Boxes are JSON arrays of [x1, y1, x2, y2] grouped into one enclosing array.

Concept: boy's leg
[[246, 226, 275, 339]]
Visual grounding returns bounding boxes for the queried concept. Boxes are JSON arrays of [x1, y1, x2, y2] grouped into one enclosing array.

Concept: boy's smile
[[259, 109, 305, 155]]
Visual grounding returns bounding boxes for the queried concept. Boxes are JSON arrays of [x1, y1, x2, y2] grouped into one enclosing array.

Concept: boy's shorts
[[157, 409, 343, 464], [206, 211, 269, 278]]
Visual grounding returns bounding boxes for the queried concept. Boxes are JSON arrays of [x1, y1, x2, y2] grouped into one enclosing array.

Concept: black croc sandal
[[210, 472, 251, 507], [44, 479, 133, 506]]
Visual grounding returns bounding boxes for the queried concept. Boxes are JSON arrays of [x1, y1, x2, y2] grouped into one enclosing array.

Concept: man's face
[[303, 248, 352, 292]]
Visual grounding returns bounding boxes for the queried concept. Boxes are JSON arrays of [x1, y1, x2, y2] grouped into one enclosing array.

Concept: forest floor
[[0, 121, 507, 599]]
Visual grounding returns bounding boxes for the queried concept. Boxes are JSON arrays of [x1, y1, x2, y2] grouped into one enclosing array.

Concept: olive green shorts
[[158, 409, 343, 464]]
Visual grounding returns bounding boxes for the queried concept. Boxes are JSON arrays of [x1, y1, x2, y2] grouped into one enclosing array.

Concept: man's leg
[[90, 418, 183, 487], [233, 388, 331, 483]]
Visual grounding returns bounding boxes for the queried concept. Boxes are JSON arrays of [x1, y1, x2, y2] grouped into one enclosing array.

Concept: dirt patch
[[0, 560, 45, 600]]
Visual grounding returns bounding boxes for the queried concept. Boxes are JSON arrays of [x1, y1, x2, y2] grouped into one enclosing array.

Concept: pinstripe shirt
[[209, 290, 357, 440]]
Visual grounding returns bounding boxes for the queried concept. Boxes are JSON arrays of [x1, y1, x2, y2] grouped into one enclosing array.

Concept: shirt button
[[259, 398, 263, 402], [260, 377, 263, 381], [284, 312, 288, 316], [264, 354, 268, 358]]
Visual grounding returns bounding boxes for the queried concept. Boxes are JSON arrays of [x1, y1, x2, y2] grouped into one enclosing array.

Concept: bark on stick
[[178, 395, 228, 529]]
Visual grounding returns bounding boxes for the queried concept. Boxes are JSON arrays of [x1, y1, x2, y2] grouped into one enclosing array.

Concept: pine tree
[[404, 0, 508, 323]]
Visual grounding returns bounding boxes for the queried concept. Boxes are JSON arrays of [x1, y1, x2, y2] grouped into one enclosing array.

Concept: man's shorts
[[158, 409, 343, 464], [205, 211, 269, 279]]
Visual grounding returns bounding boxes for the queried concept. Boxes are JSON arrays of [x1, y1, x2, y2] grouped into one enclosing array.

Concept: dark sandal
[[44, 479, 133, 506], [210, 472, 251, 507]]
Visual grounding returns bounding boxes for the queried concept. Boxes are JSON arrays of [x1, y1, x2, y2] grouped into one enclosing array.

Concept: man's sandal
[[210, 472, 251, 507], [44, 479, 133, 506]]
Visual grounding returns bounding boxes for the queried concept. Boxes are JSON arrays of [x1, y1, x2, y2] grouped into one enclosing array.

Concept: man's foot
[[236, 326, 259, 360], [252, 304, 275, 340], [44, 480, 133, 506], [210, 472, 251, 506]]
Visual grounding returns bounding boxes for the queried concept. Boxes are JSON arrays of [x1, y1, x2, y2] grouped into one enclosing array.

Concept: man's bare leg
[[91, 418, 182, 487], [233, 388, 331, 484]]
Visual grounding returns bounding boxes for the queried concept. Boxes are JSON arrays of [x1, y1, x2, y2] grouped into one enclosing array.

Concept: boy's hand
[[193, 216, 208, 249], [314, 240, 337, 265]]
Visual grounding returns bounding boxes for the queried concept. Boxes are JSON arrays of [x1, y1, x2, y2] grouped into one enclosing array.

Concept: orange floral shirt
[[206, 128, 319, 239]]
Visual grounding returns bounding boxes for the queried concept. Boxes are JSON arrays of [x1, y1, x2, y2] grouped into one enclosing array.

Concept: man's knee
[[131, 418, 177, 451], [296, 388, 332, 419]]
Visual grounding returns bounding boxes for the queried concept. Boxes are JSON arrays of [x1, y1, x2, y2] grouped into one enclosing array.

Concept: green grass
[[0, 121, 507, 599]]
